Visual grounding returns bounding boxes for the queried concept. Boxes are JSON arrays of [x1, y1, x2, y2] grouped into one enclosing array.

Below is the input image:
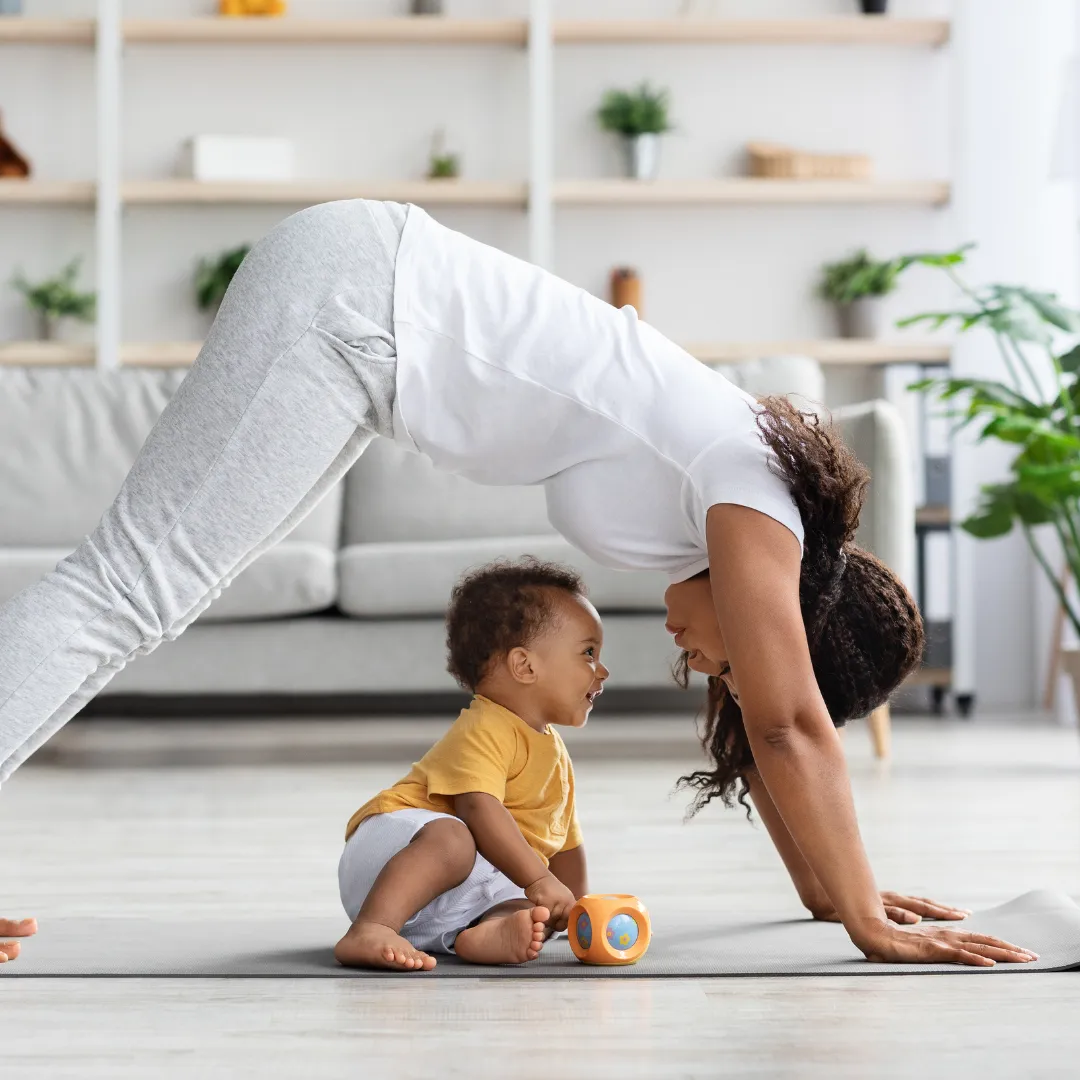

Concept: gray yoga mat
[[3, 891, 1078, 978]]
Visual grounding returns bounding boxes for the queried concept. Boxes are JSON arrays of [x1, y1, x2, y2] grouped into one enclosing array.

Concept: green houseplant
[[12, 258, 96, 341], [195, 244, 251, 313], [819, 249, 910, 339], [597, 83, 673, 181], [900, 245, 1080, 684], [427, 129, 460, 180]]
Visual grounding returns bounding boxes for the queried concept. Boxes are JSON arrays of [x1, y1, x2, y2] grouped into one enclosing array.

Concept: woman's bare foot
[[334, 920, 436, 972], [454, 906, 550, 965]]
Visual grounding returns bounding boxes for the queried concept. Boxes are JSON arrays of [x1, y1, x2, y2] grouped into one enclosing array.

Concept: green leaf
[[1058, 343, 1080, 374], [962, 504, 1014, 539], [1017, 288, 1080, 333]]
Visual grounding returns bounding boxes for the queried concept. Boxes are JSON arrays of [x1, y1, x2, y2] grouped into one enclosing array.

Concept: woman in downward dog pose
[[0, 199, 1036, 968]]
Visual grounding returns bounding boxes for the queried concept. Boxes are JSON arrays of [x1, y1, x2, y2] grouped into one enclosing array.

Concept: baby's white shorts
[[338, 808, 527, 953]]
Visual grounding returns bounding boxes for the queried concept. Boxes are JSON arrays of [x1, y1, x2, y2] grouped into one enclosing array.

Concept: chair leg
[[868, 703, 891, 759]]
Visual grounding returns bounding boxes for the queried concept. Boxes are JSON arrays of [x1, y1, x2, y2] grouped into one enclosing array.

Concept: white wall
[[3, 0, 1075, 709]]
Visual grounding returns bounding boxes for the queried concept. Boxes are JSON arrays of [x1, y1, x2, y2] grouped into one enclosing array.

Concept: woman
[[0, 200, 1035, 967]]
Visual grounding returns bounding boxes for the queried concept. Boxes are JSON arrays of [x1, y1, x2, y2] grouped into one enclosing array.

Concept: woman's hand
[[0, 917, 37, 963], [810, 892, 972, 926], [851, 918, 1038, 967]]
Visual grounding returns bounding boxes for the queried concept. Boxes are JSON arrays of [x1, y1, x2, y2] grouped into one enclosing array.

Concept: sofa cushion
[[709, 355, 826, 414], [337, 535, 667, 618], [343, 436, 553, 544], [0, 367, 342, 548], [0, 542, 336, 623]]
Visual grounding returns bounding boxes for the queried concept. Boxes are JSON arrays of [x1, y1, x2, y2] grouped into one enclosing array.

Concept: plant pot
[[860, 0, 888, 13], [836, 297, 887, 340], [36, 311, 57, 341], [622, 134, 661, 181], [411, 0, 443, 13]]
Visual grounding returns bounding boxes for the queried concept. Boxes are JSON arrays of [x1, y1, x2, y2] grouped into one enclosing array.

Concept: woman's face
[[663, 574, 740, 702]]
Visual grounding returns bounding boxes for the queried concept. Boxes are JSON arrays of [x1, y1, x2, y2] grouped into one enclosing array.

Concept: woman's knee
[[413, 817, 477, 879]]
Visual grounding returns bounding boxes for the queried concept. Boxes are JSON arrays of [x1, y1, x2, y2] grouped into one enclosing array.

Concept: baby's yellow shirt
[[345, 695, 582, 865]]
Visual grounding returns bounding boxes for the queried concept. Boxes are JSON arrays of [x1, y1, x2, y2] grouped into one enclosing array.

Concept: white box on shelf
[[180, 136, 295, 182]]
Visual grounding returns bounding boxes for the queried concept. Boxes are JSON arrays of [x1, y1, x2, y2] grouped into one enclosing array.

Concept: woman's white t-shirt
[[389, 206, 804, 584]]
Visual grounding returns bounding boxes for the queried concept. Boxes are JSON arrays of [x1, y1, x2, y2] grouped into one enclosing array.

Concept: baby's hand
[[525, 873, 577, 932]]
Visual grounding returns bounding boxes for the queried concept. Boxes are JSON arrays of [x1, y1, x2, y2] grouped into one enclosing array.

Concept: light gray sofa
[[0, 356, 913, 702]]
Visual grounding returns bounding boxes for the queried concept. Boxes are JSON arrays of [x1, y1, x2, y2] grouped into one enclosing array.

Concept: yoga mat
[[3, 891, 1078, 978]]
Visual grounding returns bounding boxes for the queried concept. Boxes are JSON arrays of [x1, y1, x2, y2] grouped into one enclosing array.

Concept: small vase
[[411, 0, 443, 13], [36, 310, 57, 341], [836, 297, 887, 339], [623, 134, 661, 181], [860, 0, 888, 13]]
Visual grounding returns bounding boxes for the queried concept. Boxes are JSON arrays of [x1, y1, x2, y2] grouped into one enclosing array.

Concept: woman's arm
[[745, 769, 831, 916], [706, 504, 1036, 966], [548, 845, 589, 899], [750, 769, 974, 924]]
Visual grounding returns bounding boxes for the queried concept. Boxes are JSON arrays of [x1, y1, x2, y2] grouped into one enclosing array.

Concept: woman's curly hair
[[446, 557, 586, 691], [678, 395, 925, 818]]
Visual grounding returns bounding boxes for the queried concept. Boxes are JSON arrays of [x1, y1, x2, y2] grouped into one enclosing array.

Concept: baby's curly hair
[[446, 557, 587, 692], [678, 395, 925, 818]]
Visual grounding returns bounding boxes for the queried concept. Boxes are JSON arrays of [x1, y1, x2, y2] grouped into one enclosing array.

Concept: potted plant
[[195, 244, 251, 314], [597, 83, 673, 181], [859, 0, 888, 13], [11, 259, 96, 341], [900, 245, 1080, 715], [427, 129, 460, 180], [818, 249, 909, 339]]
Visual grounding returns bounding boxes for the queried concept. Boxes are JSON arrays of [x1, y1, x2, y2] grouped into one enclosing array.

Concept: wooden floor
[[2, 712, 1079, 1078]]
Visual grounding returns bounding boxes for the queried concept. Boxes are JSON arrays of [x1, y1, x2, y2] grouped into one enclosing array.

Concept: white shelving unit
[[0, 2, 953, 371], [1, 2, 965, 705]]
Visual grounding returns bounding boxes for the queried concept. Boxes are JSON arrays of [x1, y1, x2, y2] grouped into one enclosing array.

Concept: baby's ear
[[506, 646, 538, 685]]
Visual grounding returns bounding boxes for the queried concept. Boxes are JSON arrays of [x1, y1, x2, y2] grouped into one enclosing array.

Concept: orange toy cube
[[568, 894, 651, 965]]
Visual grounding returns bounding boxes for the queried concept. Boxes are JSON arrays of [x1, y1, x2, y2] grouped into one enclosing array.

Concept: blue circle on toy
[[605, 913, 639, 950], [576, 911, 593, 950]]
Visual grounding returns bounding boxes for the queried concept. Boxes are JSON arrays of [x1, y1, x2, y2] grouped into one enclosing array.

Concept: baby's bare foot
[[454, 906, 549, 965], [334, 920, 436, 972]]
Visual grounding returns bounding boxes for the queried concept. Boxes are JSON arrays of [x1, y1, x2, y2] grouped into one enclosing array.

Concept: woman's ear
[[506, 646, 538, 685]]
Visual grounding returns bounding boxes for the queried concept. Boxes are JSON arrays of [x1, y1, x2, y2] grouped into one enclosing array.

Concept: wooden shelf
[[122, 179, 527, 207], [554, 179, 951, 206], [0, 18, 94, 45], [686, 340, 951, 366], [905, 666, 952, 688], [0, 180, 95, 205], [0, 342, 205, 368], [554, 18, 950, 47], [0, 16, 949, 48], [0, 342, 94, 367], [0, 339, 951, 371], [916, 505, 952, 527], [123, 18, 527, 46]]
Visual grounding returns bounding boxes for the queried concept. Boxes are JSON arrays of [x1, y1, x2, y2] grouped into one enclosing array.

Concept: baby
[[334, 557, 609, 970]]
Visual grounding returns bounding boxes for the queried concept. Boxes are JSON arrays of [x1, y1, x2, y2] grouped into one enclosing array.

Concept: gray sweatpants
[[0, 199, 408, 786]]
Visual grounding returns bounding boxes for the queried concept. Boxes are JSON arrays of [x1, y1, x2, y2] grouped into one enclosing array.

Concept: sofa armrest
[[831, 399, 916, 592]]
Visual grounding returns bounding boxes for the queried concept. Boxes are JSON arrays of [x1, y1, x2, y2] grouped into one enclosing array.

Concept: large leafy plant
[[901, 246, 1080, 635]]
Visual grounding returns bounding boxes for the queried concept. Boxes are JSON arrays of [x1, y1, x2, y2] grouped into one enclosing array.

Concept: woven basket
[[746, 142, 873, 181]]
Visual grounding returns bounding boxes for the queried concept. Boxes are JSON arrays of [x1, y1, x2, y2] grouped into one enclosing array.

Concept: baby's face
[[529, 593, 609, 728]]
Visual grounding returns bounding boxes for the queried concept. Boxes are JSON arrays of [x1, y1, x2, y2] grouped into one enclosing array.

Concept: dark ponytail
[[677, 396, 925, 817]]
